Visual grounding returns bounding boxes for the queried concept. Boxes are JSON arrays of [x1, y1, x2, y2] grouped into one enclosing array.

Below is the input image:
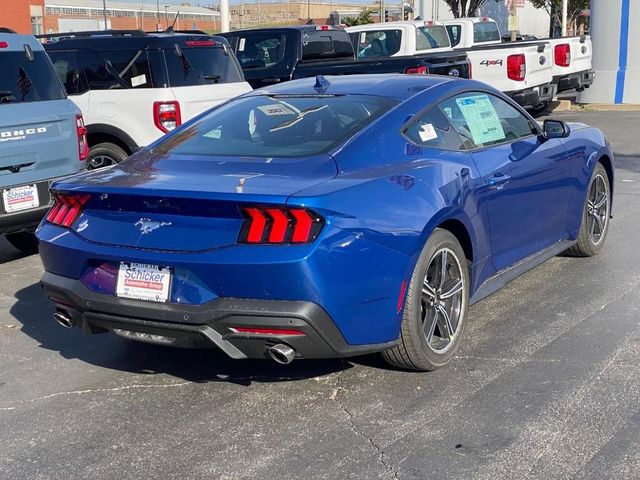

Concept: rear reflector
[[153, 101, 181, 133], [507, 54, 526, 81], [46, 193, 91, 228], [0, 42, 8, 48], [238, 206, 324, 244], [405, 65, 429, 75], [229, 327, 305, 336], [186, 40, 216, 47], [554, 43, 571, 67]]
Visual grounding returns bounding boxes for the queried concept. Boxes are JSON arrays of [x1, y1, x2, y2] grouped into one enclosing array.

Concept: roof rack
[[36, 30, 146, 40]]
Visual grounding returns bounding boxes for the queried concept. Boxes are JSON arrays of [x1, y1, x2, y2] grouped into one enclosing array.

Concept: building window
[[31, 16, 43, 35]]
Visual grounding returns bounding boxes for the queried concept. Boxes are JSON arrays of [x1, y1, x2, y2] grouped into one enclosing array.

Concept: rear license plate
[[2, 184, 39, 213], [116, 263, 172, 303]]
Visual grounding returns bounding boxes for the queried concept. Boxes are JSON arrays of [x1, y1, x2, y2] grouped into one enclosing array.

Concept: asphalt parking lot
[[1, 110, 639, 480]]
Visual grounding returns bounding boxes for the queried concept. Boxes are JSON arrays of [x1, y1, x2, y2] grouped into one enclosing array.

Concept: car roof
[[250, 74, 459, 101], [0, 33, 45, 52], [348, 20, 446, 29], [441, 17, 495, 24], [40, 30, 227, 50]]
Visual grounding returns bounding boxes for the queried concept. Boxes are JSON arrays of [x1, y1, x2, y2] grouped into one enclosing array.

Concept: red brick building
[[43, 0, 219, 33], [1, 0, 46, 34], [1, 0, 219, 35]]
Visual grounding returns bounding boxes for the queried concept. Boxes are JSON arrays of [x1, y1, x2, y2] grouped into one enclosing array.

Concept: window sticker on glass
[[455, 95, 505, 145], [257, 104, 295, 116], [418, 123, 438, 142], [131, 74, 147, 87], [239, 38, 246, 52]]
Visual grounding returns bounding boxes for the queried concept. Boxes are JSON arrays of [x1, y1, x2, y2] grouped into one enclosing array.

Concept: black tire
[[566, 163, 611, 257], [382, 228, 470, 371], [87, 142, 128, 170], [5, 232, 39, 255]]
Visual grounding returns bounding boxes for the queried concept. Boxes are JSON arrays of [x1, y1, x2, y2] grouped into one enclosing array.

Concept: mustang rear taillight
[[405, 65, 429, 75], [238, 207, 324, 244], [76, 114, 89, 161], [45, 193, 90, 228], [554, 43, 571, 67], [507, 54, 526, 81], [153, 101, 182, 133]]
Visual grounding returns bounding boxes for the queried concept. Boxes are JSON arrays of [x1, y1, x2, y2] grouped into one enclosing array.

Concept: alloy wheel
[[88, 155, 116, 170], [586, 173, 609, 245], [420, 248, 465, 354]]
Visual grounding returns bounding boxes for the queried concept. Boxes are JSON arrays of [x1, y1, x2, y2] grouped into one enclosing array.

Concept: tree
[[529, 0, 589, 35], [342, 8, 374, 26], [443, 0, 500, 18]]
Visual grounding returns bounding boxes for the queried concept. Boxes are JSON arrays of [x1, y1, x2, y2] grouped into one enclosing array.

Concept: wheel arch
[[436, 218, 474, 265], [86, 124, 139, 154], [597, 153, 614, 203]]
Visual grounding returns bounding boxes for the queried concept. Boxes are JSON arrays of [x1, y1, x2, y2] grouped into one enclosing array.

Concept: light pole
[[561, 0, 568, 36], [164, 5, 169, 29], [156, 0, 160, 31], [220, 0, 230, 32], [102, 0, 108, 30]]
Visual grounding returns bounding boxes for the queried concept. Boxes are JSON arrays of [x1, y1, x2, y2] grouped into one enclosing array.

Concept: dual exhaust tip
[[53, 311, 73, 329], [267, 343, 296, 364], [54, 312, 297, 364]]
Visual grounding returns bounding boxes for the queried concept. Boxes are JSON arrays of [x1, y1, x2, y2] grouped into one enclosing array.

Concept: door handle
[[487, 174, 511, 191]]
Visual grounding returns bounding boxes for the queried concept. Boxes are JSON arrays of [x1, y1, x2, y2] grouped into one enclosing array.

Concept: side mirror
[[543, 119, 570, 140]]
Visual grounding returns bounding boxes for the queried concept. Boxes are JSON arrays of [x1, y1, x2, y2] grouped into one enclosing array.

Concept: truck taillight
[[238, 207, 324, 244], [153, 101, 181, 133], [46, 193, 91, 228], [405, 66, 429, 75], [554, 44, 571, 67], [507, 54, 526, 81], [76, 114, 88, 161]]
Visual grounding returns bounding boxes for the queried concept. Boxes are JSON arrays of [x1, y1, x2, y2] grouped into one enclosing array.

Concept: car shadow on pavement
[[11, 283, 352, 385]]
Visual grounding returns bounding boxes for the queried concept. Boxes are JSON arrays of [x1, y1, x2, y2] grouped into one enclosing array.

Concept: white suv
[[42, 31, 252, 169]]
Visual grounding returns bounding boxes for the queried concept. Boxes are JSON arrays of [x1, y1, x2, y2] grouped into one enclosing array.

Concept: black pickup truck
[[221, 25, 470, 89]]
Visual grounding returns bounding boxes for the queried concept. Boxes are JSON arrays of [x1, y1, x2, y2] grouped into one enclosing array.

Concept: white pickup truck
[[346, 20, 453, 59], [441, 17, 556, 109], [504, 35, 594, 93], [446, 17, 594, 95]]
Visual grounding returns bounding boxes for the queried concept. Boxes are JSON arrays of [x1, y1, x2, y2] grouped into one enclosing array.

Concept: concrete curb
[[544, 100, 640, 114], [574, 103, 640, 112]]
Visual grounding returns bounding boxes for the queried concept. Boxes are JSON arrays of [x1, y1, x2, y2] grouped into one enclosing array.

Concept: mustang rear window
[[154, 94, 398, 158]]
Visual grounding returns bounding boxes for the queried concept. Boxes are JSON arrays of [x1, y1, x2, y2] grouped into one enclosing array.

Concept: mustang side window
[[403, 106, 466, 151], [439, 92, 537, 149]]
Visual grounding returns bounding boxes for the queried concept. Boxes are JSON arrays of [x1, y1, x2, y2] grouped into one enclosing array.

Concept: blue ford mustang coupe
[[37, 74, 614, 370]]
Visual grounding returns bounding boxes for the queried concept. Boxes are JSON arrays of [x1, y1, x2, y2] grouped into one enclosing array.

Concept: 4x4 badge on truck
[[135, 218, 172, 235]]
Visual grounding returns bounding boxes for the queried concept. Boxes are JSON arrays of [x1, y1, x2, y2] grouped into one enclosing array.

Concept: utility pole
[[156, 0, 160, 31], [102, 0, 108, 29], [164, 5, 169, 28], [561, 0, 568, 36], [220, 0, 230, 32], [380, 0, 384, 22], [509, 0, 518, 42]]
